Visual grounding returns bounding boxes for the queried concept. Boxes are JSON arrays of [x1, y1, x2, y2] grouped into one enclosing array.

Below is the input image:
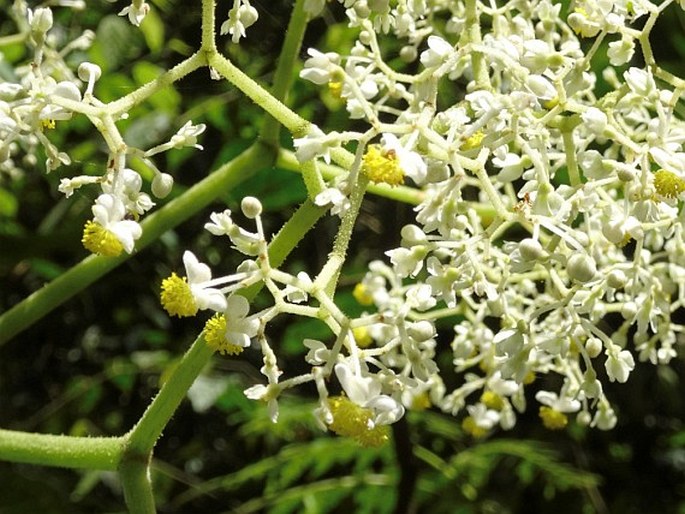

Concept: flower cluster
[[1, 4, 207, 257], [162, 0, 685, 443]]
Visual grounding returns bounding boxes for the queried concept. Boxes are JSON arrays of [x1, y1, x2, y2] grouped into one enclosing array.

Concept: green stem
[[562, 129, 581, 187], [0, 144, 272, 347], [260, 0, 310, 145], [120, 456, 156, 514], [314, 175, 369, 295], [0, 430, 123, 470], [201, 0, 217, 53], [208, 52, 310, 137], [125, 337, 214, 454], [277, 149, 424, 205], [109, 51, 206, 117]]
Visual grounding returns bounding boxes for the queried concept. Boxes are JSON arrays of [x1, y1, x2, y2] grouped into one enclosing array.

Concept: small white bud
[[241, 196, 262, 219], [518, 238, 545, 261], [606, 269, 626, 289], [78, 62, 102, 82], [585, 337, 603, 358], [567, 253, 596, 283], [151, 173, 174, 198]]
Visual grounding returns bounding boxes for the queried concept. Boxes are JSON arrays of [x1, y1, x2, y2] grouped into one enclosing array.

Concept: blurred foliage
[[2, 0, 685, 513]]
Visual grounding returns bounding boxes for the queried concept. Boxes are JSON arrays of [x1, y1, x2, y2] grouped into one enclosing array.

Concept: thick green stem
[[260, 0, 310, 145], [201, 0, 217, 53], [125, 337, 214, 454], [0, 430, 123, 470], [0, 144, 271, 347], [120, 456, 156, 514]]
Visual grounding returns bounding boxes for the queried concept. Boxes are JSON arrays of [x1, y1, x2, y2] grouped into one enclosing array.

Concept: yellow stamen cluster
[[352, 326, 373, 348], [41, 119, 56, 130], [362, 145, 404, 186], [82, 220, 124, 257], [204, 314, 244, 356], [539, 406, 568, 430], [460, 130, 485, 150], [480, 391, 504, 410], [653, 169, 685, 199], [462, 416, 488, 438], [328, 396, 390, 447], [352, 283, 374, 306], [160, 273, 197, 317]]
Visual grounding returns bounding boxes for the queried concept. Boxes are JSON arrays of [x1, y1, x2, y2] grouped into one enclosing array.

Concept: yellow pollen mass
[[362, 145, 405, 186], [160, 273, 198, 317], [352, 326, 373, 348], [653, 169, 685, 199], [353, 283, 374, 306], [539, 406, 568, 430], [462, 416, 488, 438], [328, 396, 390, 447], [204, 314, 244, 356], [41, 119, 56, 130], [328, 81, 342, 98], [82, 220, 124, 257], [461, 130, 485, 150], [480, 391, 504, 410], [411, 392, 432, 411]]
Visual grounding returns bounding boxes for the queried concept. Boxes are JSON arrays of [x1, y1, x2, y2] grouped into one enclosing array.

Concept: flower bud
[[152, 173, 174, 198], [567, 253, 596, 283], [30, 7, 54, 35], [241, 196, 263, 219], [518, 238, 545, 261], [606, 269, 626, 289], [585, 337, 602, 358], [78, 62, 102, 82]]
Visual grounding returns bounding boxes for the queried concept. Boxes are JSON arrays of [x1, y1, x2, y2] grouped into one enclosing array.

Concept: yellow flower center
[[160, 273, 198, 317], [653, 169, 685, 199], [480, 391, 504, 410], [204, 314, 244, 356], [82, 220, 124, 257], [328, 81, 342, 98], [41, 119, 56, 130], [411, 392, 432, 411], [352, 326, 373, 348], [462, 416, 488, 438], [362, 145, 404, 186], [460, 130, 485, 150], [353, 283, 374, 306], [539, 406, 568, 430], [328, 396, 390, 447]]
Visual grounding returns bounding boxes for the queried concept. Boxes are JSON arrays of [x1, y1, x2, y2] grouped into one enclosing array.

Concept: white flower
[[118, 1, 150, 26], [314, 187, 350, 216], [581, 107, 608, 135], [335, 362, 405, 426], [380, 133, 427, 184], [300, 48, 341, 85], [221, 1, 259, 43], [182, 250, 228, 312], [293, 126, 340, 163], [624, 67, 657, 99], [223, 294, 259, 347], [608, 36, 635, 66], [91, 194, 142, 253], [204, 209, 235, 235], [304, 339, 330, 365], [466, 403, 500, 430], [169, 121, 206, 150], [535, 391, 581, 413], [244, 384, 280, 422], [420, 36, 453, 68], [605, 348, 635, 383]]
